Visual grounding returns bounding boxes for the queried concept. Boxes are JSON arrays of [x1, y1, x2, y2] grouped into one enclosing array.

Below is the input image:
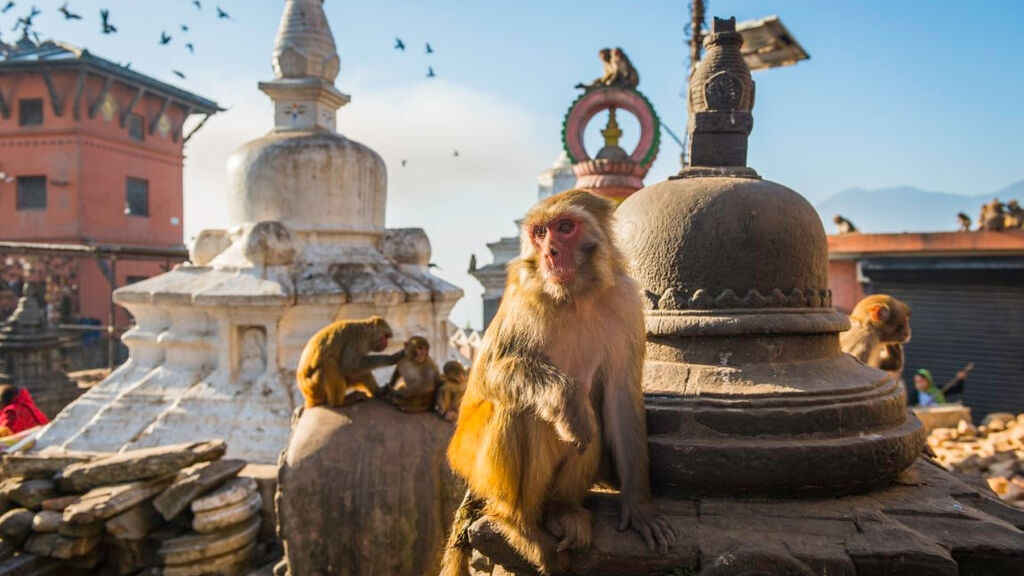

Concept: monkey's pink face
[[531, 215, 584, 286]]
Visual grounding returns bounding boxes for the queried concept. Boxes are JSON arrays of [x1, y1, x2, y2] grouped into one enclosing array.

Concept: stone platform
[[469, 458, 1024, 576]]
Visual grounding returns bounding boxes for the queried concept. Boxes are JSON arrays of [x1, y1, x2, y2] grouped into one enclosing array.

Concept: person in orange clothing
[[0, 385, 49, 437]]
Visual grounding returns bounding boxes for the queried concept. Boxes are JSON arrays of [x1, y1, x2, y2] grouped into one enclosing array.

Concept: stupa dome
[[226, 131, 385, 235], [617, 177, 830, 311]]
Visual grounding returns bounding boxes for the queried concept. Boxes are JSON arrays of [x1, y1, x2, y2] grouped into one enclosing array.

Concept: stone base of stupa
[[468, 458, 1024, 576]]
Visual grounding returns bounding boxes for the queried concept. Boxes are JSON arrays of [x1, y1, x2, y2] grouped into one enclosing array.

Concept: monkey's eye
[[556, 220, 575, 234], [532, 226, 547, 239]]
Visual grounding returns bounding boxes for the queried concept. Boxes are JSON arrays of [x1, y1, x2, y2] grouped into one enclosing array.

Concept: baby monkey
[[435, 361, 469, 422], [386, 336, 442, 413]]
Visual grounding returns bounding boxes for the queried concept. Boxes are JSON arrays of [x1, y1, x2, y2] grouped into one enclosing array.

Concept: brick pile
[[926, 412, 1024, 509]]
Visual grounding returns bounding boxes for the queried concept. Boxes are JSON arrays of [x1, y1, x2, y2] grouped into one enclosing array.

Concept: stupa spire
[[259, 0, 349, 132]]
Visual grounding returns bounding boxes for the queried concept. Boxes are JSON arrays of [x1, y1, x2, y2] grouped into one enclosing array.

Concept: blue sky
[[7, 0, 1024, 328]]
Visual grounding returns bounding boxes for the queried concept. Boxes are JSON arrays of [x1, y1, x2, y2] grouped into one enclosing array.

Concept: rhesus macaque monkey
[[610, 47, 639, 89], [1004, 199, 1023, 229], [833, 214, 858, 235], [435, 361, 468, 422], [575, 48, 614, 90], [979, 198, 1006, 231], [840, 295, 911, 373], [386, 336, 442, 413], [296, 317, 403, 408], [957, 212, 972, 232], [440, 190, 675, 576]]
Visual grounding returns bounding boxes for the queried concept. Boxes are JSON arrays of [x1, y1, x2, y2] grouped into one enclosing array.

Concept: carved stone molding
[[645, 287, 833, 311]]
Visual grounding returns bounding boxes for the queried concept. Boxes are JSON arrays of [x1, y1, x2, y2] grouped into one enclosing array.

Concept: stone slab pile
[[927, 412, 1024, 510], [0, 440, 270, 575]]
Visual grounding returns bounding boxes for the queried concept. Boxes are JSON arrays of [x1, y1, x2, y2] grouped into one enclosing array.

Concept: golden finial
[[601, 107, 623, 148]]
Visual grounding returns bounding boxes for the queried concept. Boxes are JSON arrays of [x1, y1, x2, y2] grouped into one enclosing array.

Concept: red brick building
[[0, 37, 218, 331], [828, 230, 1024, 417]]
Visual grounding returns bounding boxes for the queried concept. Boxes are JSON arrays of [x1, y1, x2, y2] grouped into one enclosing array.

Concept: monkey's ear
[[867, 303, 890, 323]]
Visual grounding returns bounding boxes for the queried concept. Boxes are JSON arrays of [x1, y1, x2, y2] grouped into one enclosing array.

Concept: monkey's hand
[[551, 399, 597, 455], [619, 497, 677, 554]]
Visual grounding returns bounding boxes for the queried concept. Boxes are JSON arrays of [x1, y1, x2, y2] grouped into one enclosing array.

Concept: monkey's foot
[[544, 504, 593, 552]]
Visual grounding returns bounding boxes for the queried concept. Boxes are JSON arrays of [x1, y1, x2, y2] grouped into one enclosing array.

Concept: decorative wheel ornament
[[561, 87, 660, 168]]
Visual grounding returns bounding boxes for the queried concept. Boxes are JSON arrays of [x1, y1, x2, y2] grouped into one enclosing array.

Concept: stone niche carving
[[237, 326, 267, 381]]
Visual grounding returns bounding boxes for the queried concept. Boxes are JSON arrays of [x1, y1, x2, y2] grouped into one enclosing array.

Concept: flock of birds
[[393, 35, 459, 166], [0, 2, 460, 168], [2, 1, 234, 80]]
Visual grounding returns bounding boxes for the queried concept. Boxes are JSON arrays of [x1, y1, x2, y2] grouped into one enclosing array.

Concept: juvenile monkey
[[833, 214, 858, 235], [296, 316, 403, 408], [387, 336, 442, 413], [440, 190, 675, 576], [435, 361, 468, 422], [957, 212, 972, 232], [840, 295, 911, 373]]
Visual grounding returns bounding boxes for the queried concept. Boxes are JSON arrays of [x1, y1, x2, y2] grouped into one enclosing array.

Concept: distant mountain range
[[814, 180, 1024, 234]]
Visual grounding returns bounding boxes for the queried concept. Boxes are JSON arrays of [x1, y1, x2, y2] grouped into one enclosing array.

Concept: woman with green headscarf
[[913, 369, 946, 406]]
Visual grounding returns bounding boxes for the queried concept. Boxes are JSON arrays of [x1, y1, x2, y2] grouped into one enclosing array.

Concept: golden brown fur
[[840, 295, 911, 373], [387, 336, 442, 413], [296, 317, 402, 408], [436, 361, 468, 422], [440, 189, 674, 576]]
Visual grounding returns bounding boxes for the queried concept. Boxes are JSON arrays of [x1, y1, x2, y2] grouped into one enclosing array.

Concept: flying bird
[[1, 3, 14, 15], [185, 42, 194, 53], [191, 0, 201, 9], [394, 37, 404, 50], [100, 9, 117, 34], [160, 31, 172, 45], [426, 66, 435, 78], [216, 6, 231, 20], [453, 149, 459, 157], [401, 159, 407, 167], [58, 2, 81, 20], [425, 42, 433, 54], [181, 24, 189, 32], [172, 70, 186, 79]]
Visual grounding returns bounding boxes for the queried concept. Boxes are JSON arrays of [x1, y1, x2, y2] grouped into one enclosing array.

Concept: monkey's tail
[[439, 489, 484, 576]]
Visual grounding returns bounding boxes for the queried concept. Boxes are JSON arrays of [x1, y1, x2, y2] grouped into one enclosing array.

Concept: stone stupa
[[34, 0, 462, 464], [468, 17, 1024, 576]]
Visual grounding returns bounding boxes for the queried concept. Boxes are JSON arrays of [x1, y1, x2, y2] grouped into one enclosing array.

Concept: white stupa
[[35, 0, 462, 464]]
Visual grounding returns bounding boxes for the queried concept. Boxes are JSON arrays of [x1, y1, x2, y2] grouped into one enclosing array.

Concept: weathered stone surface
[[0, 449, 96, 479], [23, 532, 60, 556], [57, 440, 225, 492], [107, 526, 183, 576], [40, 495, 80, 512], [239, 464, 277, 541], [41, 533, 102, 559], [62, 476, 172, 524], [0, 552, 56, 576], [469, 459, 1024, 575], [192, 477, 257, 513], [163, 541, 255, 576], [161, 516, 260, 565], [193, 491, 262, 534], [278, 402, 463, 576], [57, 518, 103, 538], [105, 501, 166, 540], [154, 459, 247, 520], [61, 545, 104, 569], [0, 508, 35, 543], [31, 510, 61, 533], [3, 478, 56, 510]]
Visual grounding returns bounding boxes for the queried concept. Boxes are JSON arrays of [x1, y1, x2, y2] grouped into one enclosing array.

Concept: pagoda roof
[[0, 38, 220, 114]]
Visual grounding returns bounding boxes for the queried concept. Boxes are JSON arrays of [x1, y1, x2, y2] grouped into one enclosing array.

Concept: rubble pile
[[0, 440, 269, 575], [927, 412, 1024, 509]]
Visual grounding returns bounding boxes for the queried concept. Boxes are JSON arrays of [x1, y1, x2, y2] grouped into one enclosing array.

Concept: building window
[[18, 99, 43, 126], [16, 176, 47, 210], [125, 177, 149, 217], [127, 114, 145, 141]]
